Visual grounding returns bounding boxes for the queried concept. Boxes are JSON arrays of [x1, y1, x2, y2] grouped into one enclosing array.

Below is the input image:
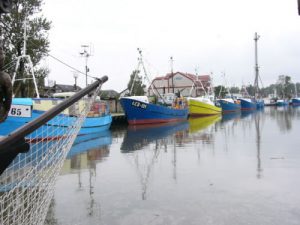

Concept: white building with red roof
[[148, 72, 212, 97]]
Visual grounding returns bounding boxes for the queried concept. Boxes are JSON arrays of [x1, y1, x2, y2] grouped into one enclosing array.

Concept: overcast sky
[[42, 0, 300, 92]]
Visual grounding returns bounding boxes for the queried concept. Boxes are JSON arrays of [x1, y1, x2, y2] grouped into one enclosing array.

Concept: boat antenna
[[11, 18, 40, 98], [80, 44, 92, 87]]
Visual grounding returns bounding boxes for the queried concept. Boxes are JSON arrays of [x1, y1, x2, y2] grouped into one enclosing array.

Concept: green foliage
[[127, 70, 146, 96], [229, 86, 240, 94], [0, 0, 51, 97], [246, 84, 255, 97], [214, 85, 227, 98]]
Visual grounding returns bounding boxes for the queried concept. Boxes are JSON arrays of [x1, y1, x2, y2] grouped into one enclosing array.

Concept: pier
[[111, 113, 127, 125]]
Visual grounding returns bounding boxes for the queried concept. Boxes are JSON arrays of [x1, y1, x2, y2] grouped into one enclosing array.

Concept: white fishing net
[[0, 84, 103, 225]]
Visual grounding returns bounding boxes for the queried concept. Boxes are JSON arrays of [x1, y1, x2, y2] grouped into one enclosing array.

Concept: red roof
[[153, 72, 211, 83]]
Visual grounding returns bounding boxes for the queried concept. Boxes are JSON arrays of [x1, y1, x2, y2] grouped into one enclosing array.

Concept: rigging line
[[2, 58, 17, 71], [47, 53, 98, 80], [3, 62, 16, 71], [27, 39, 98, 80]]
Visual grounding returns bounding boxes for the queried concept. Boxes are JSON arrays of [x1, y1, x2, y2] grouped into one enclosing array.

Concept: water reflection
[[63, 131, 111, 218], [267, 106, 298, 132], [46, 107, 300, 225], [121, 122, 189, 152], [189, 115, 221, 134], [121, 122, 189, 200], [254, 111, 263, 179]]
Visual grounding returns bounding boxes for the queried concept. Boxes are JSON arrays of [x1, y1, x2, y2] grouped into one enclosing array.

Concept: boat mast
[[11, 19, 40, 98], [133, 48, 165, 103], [170, 56, 174, 93], [135, 48, 156, 96], [254, 32, 260, 99]]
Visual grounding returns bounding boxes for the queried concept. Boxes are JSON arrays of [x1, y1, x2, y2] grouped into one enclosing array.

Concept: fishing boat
[[120, 49, 188, 125], [187, 72, 221, 116], [188, 96, 221, 116], [120, 95, 188, 125], [218, 98, 241, 113], [216, 74, 241, 113], [276, 99, 289, 107], [291, 84, 300, 106], [238, 97, 257, 110], [291, 98, 300, 106], [256, 99, 265, 109], [0, 95, 112, 138]]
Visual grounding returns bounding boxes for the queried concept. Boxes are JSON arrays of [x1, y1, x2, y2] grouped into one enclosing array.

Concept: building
[[148, 72, 212, 97], [43, 84, 81, 97], [99, 89, 123, 113]]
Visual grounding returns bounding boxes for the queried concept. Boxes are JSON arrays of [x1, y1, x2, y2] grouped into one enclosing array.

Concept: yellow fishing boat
[[188, 97, 222, 117]]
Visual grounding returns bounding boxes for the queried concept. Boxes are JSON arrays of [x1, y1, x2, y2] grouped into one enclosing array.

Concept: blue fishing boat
[[120, 96, 188, 125], [0, 97, 112, 139], [238, 98, 256, 111], [218, 98, 241, 113], [276, 99, 289, 107], [120, 49, 188, 125], [291, 98, 300, 106], [256, 99, 264, 109]]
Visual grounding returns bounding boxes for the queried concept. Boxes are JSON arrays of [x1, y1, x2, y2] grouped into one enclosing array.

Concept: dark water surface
[[45, 107, 300, 225]]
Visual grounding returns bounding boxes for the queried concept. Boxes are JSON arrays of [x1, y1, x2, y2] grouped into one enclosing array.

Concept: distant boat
[[291, 98, 300, 106], [120, 95, 188, 125], [276, 99, 289, 107], [255, 99, 265, 109], [238, 98, 257, 111], [216, 74, 241, 113], [291, 84, 300, 106], [188, 96, 221, 116], [218, 98, 241, 113]]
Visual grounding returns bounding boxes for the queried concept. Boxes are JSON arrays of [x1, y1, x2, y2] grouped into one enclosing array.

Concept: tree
[[229, 86, 240, 94], [214, 85, 227, 98], [0, 0, 51, 97], [127, 70, 146, 96]]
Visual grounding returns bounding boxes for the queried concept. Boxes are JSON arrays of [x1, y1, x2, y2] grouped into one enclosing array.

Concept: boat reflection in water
[[221, 112, 241, 122], [187, 115, 221, 159], [59, 130, 112, 218], [121, 121, 189, 152], [188, 115, 221, 134], [67, 130, 112, 159], [62, 130, 112, 174], [121, 121, 189, 200]]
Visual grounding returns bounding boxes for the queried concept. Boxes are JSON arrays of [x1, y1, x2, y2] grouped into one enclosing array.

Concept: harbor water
[[45, 106, 300, 225]]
